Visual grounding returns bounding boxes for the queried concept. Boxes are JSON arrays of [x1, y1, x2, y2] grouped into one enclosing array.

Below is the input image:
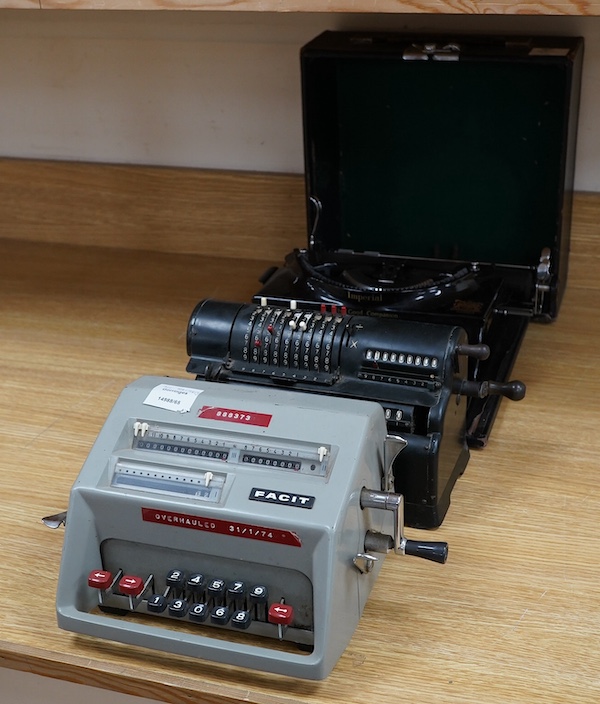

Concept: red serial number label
[[198, 406, 272, 427]]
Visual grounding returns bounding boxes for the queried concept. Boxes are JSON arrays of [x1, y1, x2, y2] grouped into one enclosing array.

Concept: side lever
[[485, 379, 527, 401], [383, 434, 407, 491], [360, 489, 448, 564], [42, 510, 68, 529], [456, 343, 490, 360], [453, 378, 526, 401]]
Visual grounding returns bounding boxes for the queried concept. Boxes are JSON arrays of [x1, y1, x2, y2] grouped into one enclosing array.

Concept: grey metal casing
[[56, 376, 393, 679]]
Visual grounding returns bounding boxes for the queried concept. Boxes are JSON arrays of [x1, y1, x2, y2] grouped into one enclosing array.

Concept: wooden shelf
[[0, 159, 305, 263], [1, 0, 599, 14], [1, 183, 600, 702]]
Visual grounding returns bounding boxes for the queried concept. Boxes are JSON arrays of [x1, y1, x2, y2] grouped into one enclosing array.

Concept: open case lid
[[301, 32, 583, 320]]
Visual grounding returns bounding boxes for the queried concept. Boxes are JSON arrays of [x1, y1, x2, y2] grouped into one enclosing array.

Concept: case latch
[[403, 42, 460, 61], [534, 247, 552, 316]]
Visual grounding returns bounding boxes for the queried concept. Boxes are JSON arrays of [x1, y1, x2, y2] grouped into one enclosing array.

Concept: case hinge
[[403, 43, 461, 61]]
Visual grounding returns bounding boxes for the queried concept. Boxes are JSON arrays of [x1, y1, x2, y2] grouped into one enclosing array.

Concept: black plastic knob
[[404, 539, 448, 564], [456, 343, 490, 360], [453, 378, 526, 401], [487, 379, 526, 401]]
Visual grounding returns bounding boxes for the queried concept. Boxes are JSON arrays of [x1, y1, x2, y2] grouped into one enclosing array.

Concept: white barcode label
[[143, 384, 202, 413]]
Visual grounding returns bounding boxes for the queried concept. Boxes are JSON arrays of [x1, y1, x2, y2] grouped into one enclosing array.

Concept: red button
[[88, 570, 113, 590], [118, 575, 145, 596], [268, 603, 294, 626]]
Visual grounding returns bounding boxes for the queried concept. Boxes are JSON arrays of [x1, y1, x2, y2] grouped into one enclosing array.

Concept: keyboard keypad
[[87, 566, 295, 639]]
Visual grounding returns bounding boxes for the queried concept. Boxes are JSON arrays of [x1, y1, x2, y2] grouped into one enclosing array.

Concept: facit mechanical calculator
[[50, 376, 447, 680]]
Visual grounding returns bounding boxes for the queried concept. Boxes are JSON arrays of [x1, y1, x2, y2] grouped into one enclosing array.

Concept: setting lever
[[486, 379, 527, 401], [360, 489, 448, 564], [453, 378, 526, 401], [456, 343, 490, 360]]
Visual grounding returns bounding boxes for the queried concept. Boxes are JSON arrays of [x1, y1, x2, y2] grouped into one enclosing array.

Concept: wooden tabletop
[[1, 198, 599, 703]]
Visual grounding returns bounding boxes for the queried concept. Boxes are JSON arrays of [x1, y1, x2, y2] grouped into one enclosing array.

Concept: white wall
[[0, 10, 599, 190]]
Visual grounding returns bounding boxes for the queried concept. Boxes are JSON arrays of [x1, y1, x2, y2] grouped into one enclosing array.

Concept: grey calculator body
[[56, 376, 394, 679]]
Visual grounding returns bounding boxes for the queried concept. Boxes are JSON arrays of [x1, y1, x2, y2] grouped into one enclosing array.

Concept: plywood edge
[[0, 158, 305, 263], [0, 642, 297, 704], [22, 0, 600, 15]]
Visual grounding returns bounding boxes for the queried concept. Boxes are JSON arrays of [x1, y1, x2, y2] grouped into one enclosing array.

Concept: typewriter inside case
[[256, 33, 584, 449], [54, 376, 447, 680]]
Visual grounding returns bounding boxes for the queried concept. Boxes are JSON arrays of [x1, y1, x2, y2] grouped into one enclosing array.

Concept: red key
[[88, 570, 113, 590], [118, 574, 145, 596], [268, 603, 294, 626]]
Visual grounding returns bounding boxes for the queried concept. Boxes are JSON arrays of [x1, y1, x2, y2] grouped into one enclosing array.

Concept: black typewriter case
[[257, 31, 583, 438], [250, 31, 584, 526]]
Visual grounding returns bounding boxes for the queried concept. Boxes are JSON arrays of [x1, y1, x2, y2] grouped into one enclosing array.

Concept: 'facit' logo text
[[249, 487, 315, 509]]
